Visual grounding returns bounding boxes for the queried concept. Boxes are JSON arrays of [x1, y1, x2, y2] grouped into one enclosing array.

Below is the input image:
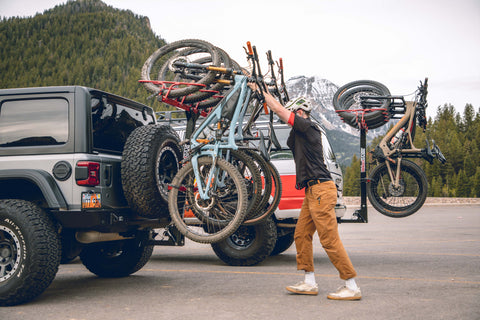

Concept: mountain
[[286, 75, 383, 165], [286, 75, 358, 135]]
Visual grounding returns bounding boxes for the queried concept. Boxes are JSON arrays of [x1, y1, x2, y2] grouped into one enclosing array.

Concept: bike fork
[[191, 152, 219, 201], [386, 158, 402, 187]]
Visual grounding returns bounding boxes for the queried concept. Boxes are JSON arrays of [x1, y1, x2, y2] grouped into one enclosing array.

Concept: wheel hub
[[0, 228, 20, 281], [388, 181, 405, 197], [228, 226, 255, 249], [194, 192, 215, 211], [156, 146, 179, 199], [0, 246, 12, 260], [169, 56, 190, 72]]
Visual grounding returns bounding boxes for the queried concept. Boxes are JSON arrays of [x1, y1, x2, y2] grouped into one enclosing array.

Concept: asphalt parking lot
[[2, 204, 479, 320]]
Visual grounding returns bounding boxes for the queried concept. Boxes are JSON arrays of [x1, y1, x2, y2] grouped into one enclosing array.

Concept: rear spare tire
[[122, 124, 183, 218]]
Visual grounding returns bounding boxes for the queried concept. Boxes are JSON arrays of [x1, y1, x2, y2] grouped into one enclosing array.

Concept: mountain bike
[[141, 40, 286, 242], [334, 78, 446, 218]]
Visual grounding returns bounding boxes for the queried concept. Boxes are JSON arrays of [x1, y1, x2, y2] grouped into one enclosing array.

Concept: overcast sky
[[2, 0, 479, 118]]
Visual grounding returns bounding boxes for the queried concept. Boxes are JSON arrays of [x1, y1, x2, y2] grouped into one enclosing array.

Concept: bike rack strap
[[139, 80, 224, 117], [335, 108, 388, 131]]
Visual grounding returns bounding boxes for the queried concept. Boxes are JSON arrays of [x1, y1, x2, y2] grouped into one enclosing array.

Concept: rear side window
[[0, 98, 68, 147], [91, 96, 154, 153]]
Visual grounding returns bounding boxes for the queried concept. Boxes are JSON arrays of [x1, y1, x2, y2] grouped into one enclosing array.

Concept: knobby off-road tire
[[156, 46, 235, 105], [243, 158, 282, 226], [0, 199, 61, 306], [270, 231, 295, 256], [122, 124, 183, 218], [242, 150, 272, 223], [168, 156, 248, 244], [367, 159, 428, 218], [228, 150, 262, 220], [211, 217, 277, 266], [333, 80, 391, 130], [80, 231, 153, 278], [141, 39, 220, 101]]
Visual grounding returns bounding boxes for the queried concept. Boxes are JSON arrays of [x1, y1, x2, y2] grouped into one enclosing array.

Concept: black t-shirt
[[287, 114, 332, 189]]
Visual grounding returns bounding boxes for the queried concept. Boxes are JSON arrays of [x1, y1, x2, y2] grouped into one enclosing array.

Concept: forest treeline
[[1, 0, 478, 197], [0, 0, 166, 109], [343, 104, 480, 197]]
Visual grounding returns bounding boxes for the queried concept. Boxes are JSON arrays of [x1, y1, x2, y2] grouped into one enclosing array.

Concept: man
[[259, 90, 361, 300]]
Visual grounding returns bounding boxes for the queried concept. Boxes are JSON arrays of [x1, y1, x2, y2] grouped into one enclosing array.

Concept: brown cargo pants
[[294, 180, 357, 280]]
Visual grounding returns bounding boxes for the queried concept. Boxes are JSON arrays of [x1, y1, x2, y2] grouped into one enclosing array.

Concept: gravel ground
[[344, 196, 480, 206]]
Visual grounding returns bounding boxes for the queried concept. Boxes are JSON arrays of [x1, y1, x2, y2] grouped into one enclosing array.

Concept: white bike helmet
[[285, 96, 313, 113]]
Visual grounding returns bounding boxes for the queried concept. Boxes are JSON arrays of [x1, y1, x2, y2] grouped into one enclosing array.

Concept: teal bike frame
[[189, 74, 253, 201]]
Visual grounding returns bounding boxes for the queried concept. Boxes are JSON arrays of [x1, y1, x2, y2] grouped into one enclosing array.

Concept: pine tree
[[472, 167, 480, 197], [343, 154, 360, 196], [456, 170, 470, 197]]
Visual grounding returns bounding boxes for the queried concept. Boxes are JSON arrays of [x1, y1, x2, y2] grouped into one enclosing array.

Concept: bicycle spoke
[[168, 156, 248, 243], [368, 159, 427, 217]]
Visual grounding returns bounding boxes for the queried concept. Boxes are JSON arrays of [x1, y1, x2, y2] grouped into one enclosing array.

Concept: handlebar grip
[[216, 79, 234, 85], [207, 66, 230, 73], [246, 41, 253, 55]]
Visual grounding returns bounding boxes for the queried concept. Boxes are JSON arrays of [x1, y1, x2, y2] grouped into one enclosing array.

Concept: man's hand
[[247, 81, 258, 92]]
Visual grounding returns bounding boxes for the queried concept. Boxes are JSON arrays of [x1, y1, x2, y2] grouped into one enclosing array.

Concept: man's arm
[[263, 91, 292, 124], [247, 82, 293, 124]]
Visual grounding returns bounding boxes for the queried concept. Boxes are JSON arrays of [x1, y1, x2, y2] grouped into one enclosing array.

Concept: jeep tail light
[[76, 161, 100, 186]]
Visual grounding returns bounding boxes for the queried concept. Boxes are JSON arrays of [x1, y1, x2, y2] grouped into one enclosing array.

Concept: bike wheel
[[243, 157, 282, 225], [367, 159, 428, 218], [141, 39, 220, 99], [227, 150, 262, 220], [242, 150, 272, 220], [168, 156, 248, 243], [156, 45, 234, 104], [333, 80, 391, 130]]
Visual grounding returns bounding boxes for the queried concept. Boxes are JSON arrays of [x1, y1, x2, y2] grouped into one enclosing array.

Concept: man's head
[[285, 96, 313, 118]]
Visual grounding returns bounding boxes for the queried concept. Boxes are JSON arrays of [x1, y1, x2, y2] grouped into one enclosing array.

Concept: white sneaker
[[286, 281, 318, 295], [327, 285, 362, 300]]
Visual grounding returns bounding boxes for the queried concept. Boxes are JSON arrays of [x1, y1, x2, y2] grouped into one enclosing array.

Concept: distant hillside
[[0, 0, 165, 108]]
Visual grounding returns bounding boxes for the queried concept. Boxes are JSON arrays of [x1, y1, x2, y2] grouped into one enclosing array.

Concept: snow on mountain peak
[[286, 75, 358, 136], [286, 75, 337, 111]]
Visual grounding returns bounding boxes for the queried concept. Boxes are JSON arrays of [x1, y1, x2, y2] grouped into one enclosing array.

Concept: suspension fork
[[191, 146, 220, 201], [385, 157, 402, 187]]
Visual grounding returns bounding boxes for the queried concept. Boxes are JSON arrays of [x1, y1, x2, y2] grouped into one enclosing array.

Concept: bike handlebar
[[246, 42, 269, 114], [246, 41, 254, 56]]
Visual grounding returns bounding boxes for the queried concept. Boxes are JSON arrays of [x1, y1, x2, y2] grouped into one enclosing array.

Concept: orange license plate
[[82, 192, 101, 209]]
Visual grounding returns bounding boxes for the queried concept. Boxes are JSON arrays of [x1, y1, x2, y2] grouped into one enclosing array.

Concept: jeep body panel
[[0, 86, 156, 222]]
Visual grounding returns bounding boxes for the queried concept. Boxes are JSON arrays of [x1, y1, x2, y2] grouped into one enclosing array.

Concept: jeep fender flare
[[0, 169, 67, 209]]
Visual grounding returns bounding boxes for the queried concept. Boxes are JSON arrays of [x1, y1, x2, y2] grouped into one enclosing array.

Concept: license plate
[[82, 192, 101, 209]]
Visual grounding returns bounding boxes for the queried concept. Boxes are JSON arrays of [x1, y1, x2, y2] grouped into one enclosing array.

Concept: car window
[[255, 123, 336, 162], [0, 98, 68, 147], [321, 133, 336, 161], [91, 95, 154, 153]]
